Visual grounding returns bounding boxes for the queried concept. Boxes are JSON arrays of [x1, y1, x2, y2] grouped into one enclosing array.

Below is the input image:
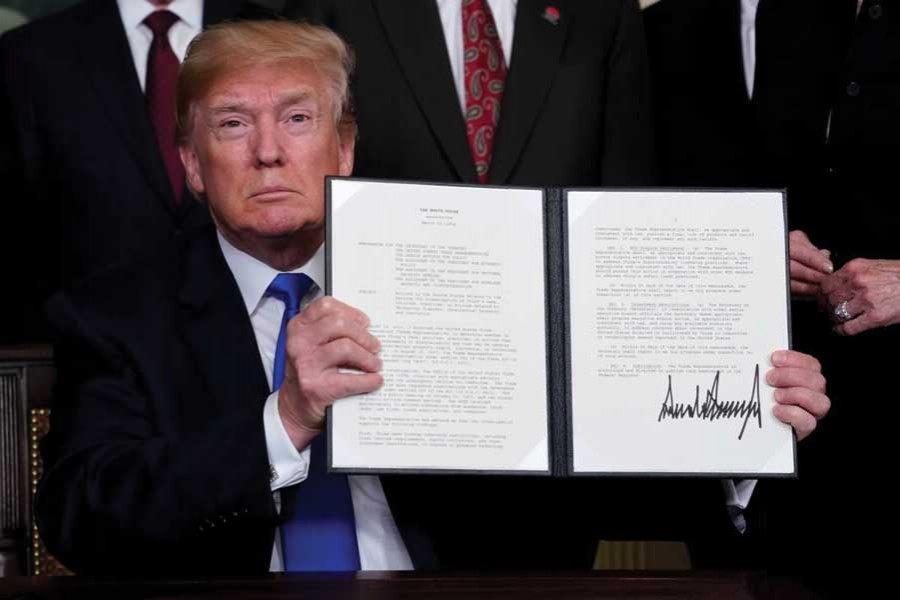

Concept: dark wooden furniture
[[0, 345, 66, 575], [0, 571, 822, 599]]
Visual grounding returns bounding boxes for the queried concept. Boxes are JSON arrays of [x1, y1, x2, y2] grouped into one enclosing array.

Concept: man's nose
[[253, 121, 284, 167]]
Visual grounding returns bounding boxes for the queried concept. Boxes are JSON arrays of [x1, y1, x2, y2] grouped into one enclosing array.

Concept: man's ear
[[337, 121, 356, 177], [179, 144, 206, 199]]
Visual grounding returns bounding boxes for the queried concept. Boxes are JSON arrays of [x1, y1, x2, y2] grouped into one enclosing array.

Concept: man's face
[[180, 62, 353, 253]]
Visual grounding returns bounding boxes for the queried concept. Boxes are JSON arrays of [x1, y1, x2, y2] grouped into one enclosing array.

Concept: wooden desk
[[0, 571, 821, 599]]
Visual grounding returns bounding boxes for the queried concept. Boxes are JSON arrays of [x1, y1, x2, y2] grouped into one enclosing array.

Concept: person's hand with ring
[[820, 258, 900, 336]]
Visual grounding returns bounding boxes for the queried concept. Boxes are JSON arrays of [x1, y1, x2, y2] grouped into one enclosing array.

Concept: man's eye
[[290, 114, 309, 123], [222, 120, 242, 128]]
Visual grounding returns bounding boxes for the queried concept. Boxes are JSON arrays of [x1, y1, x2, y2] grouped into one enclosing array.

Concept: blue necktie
[[266, 273, 361, 572]]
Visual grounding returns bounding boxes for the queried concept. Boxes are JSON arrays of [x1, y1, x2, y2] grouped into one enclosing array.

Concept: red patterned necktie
[[462, 0, 507, 184], [144, 10, 185, 204]]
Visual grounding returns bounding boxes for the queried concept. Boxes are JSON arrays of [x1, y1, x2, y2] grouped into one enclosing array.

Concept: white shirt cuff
[[263, 390, 310, 491], [721, 479, 758, 534]]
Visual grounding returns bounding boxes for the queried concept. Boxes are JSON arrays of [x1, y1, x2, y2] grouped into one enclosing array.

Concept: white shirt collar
[[117, 0, 203, 33], [217, 231, 325, 316]]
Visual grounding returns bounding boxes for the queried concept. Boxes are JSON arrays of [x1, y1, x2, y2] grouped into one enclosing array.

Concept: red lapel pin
[[542, 6, 561, 25]]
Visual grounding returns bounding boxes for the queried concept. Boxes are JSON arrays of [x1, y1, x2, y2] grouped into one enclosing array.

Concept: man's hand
[[767, 350, 830, 441], [820, 258, 900, 336], [788, 230, 833, 297], [277, 297, 383, 449]]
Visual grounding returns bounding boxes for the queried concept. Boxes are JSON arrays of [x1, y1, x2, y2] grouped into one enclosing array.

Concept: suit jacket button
[[846, 81, 861, 97], [869, 4, 883, 19]]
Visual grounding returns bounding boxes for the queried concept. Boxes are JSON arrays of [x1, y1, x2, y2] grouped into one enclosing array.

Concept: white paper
[[567, 190, 793, 474], [329, 179, 549, 472]]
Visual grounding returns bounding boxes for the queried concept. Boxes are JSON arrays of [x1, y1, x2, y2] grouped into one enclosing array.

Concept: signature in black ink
[[657, 365, 762, 440]]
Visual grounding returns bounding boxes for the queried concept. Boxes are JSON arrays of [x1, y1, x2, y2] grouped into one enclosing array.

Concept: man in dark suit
[[644, 0, 898, 585], [284, 0, 656, 188], [36, 19, 437, 574], [38, 16, 830, 574], [0, 0, 269, 342]]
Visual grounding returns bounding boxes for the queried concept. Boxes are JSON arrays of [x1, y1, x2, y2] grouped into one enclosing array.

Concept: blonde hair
[[175, 20, 355, 145]]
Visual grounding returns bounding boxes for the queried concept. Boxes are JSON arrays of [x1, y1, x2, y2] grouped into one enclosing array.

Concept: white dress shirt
[[116, 0, 203, 92], [217, 232, 413, 571], [435, 0, 517, 112], [739, 0, 760, 98]]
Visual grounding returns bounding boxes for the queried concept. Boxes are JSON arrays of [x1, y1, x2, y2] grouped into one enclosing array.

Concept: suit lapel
[[488, 0, 570, 184], [178, 230, 271, 418], [75, 0, 177, 212], [372, 0, 478, 183]]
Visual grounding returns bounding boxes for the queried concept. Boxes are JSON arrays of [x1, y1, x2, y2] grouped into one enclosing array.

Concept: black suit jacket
[[644, 0, 900, 394], [37, 226, 437, 574], [643, 0, 857, 246], [0, 0, 269, 342], [644, 0, 900, 581], [285, 0, 656, 188]]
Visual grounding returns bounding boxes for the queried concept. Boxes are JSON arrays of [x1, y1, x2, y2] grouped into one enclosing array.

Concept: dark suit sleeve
[[36, 293, 278, 574], [599, 0, 657, 185]]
